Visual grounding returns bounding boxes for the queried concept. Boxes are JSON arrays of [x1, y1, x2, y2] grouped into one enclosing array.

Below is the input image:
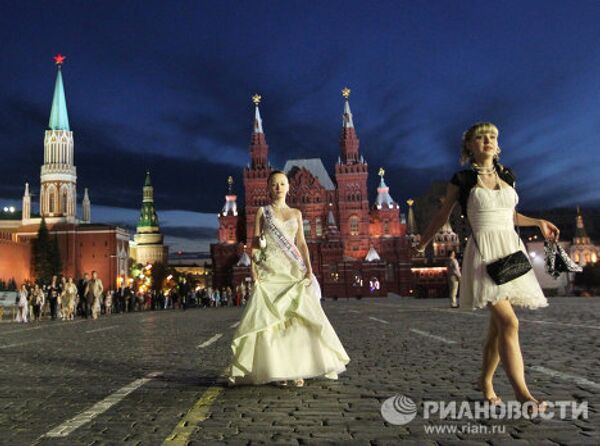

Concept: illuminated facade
[[570, 206, 599, 266], [130, 171, 168, 265], [211, 90, 414, 297]]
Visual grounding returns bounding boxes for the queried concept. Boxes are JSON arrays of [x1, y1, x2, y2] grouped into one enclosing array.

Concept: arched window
[[383, 220, 389, 234], [61, 191, 68, 214], [349, 216, 359, 236], [48, 190, 56, 214], [303, 219, 311, 238], [315, 217, 322, 237]]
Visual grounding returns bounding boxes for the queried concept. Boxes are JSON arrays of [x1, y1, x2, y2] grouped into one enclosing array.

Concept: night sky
[[2, 1, 600, 252]]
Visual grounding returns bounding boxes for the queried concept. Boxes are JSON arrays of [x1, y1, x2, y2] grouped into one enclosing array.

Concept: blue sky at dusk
[[1, 1, 600, 252]]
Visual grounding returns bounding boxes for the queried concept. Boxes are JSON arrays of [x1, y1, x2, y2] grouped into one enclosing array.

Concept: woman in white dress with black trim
[[415, 122, 559, 413]]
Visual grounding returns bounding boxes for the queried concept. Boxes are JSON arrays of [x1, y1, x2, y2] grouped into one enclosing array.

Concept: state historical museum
[[211, 91, 416, 298]]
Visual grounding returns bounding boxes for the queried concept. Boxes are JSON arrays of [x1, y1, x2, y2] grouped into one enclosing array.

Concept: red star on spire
[[53, 54, 66, 66]]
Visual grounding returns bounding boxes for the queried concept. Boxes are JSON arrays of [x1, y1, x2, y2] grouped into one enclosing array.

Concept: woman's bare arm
[[515, 212, 560, 241], [251, 207, 264, 281], [295, 209, 313, 276]]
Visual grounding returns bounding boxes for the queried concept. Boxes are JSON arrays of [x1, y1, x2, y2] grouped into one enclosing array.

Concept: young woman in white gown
[[15, 283, 29, 323], [227, 170, 350, 387], [415, 123, 559, 412]]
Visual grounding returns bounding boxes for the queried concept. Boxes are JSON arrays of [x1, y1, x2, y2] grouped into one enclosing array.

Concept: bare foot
[[275, 381, 288, 387], [521, 399, 547, 417], [293, 378, 304, 387], [478, 376, 502, 405]]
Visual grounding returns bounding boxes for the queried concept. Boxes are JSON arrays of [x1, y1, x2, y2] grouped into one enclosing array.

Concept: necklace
[[476, 170, 501, 190], [271, 203, 288, 210], [472, 163, 496, 175]]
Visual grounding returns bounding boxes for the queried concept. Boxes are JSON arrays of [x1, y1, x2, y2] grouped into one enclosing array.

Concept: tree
[[49, 235, 63, 277], [7, 278, 17, 291], [150, 262, 171, 292], [32, 218, 62, 284], [33, 218, 52, 284]]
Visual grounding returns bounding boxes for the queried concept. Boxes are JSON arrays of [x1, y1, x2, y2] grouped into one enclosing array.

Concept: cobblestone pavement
[[1, 296, 599, 445]]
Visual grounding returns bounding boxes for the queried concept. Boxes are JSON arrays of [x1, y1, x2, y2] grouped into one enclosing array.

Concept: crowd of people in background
[[12, 273, 254, 324]]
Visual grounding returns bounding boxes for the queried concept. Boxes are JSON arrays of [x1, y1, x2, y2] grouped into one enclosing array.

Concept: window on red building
[[349, 216, 359, 235], [316, 218, 322, 237], [303, 219, 311, 238]]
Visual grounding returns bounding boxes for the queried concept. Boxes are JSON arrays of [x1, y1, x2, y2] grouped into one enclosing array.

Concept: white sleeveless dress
[[459, 185, 548, 310]]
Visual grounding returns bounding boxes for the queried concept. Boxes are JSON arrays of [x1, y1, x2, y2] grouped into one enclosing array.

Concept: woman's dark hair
[[267, 170, 287, 186]]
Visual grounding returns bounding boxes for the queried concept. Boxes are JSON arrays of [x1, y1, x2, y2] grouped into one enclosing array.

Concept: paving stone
[[1, 297, 599, 445]]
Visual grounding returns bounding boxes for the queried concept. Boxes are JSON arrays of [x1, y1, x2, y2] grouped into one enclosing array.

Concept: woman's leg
[[490, 300, 538, 403], [480, 312, 501, 402]]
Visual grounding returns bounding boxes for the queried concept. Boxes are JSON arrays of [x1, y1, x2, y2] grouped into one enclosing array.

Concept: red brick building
[[211, 91, 415, 298]]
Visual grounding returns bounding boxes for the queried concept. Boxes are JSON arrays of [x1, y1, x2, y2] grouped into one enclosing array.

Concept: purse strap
[[467, 172, 522, 263]]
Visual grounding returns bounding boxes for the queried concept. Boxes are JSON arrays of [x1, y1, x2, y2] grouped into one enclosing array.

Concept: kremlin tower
[[218, 176, 242, 244], [131, 171, 168, 265], [570, 206, 599, 266], [370, 168, 402, 238], [39, 55, 80, 222], [335, 88, 370, 257], [0, 55, 131, 288], [243, 94, 272, 243]]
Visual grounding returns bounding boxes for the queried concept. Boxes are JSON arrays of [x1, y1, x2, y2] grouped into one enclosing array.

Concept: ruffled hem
[[228, 365, 346, 386], [470, 292, 549, 311], [227, 312, 350, 385]]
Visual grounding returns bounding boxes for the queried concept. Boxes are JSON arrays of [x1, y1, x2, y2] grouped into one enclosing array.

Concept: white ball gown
[[227, 205, 350, 385], [460, 184, 548, 310]]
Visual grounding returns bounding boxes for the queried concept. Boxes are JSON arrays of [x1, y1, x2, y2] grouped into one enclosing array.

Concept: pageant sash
[[262, 205, 307, 273]]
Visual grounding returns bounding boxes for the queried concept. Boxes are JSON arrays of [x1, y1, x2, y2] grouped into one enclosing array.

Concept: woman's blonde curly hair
[[460, 122, 501, 165]]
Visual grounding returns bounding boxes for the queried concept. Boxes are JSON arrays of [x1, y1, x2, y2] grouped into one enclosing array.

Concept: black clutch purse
[[485, 250, 532, 285]]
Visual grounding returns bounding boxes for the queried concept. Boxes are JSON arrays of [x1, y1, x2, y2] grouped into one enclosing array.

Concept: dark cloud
[[2, 0, 600, 226]]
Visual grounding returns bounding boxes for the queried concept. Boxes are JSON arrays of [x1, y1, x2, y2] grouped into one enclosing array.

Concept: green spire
[[48, 68, 70, 131], [138, 171, 159, 229]]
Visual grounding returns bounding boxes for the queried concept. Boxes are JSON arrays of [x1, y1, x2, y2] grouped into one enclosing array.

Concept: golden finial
[[406, 199, 414, 207], [378, 167, 385, 178], [342, 87, 351, 99], [227, 176, 233, 185], [252, 94, 262, 105]]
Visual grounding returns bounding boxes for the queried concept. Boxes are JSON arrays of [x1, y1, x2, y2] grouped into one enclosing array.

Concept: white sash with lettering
[[262, 205, 307, 273]]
